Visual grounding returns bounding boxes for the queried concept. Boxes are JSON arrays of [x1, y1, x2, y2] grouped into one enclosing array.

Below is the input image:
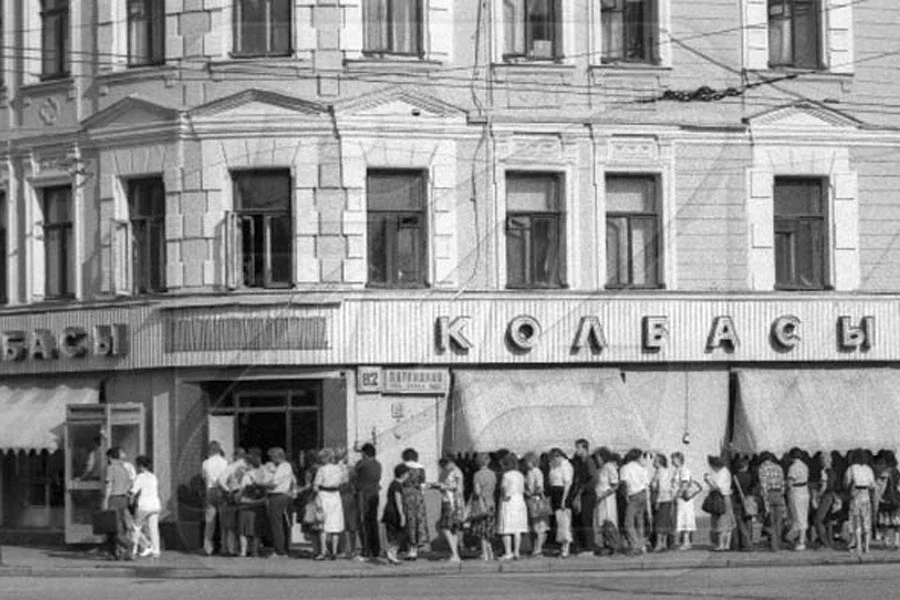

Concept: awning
[[733, 368, 900, 455], [445, 369, 649, 454], [0, 383, 98, 453]]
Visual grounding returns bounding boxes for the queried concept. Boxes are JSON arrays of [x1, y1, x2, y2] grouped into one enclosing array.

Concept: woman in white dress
[[314, 448, 348, 560], [593, 447, 620, 555], [497, 453, 528, 560], [130, 455, 161, 558], [672, 452, 697, 550], [523, 452, 549, 557]]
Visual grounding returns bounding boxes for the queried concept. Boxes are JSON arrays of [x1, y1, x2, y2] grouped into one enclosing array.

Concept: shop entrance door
[[64, 404, 145, 544]]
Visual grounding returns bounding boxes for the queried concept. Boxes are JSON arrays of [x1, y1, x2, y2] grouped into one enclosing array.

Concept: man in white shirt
[[785, 447, 810, 551], [264, 447, 296, 557], [217, 448, 248, 556], [619, 448, 650, 555], [201, 441, 229, 555]]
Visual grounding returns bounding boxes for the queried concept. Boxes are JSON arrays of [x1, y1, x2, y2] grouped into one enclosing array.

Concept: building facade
[[1, 0, 900, 546]]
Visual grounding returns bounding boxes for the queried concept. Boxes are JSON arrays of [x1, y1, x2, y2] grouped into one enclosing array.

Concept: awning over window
[[733, 368, 900, 455], [446, 369, 649, 454], [0, 383, 98, 453]]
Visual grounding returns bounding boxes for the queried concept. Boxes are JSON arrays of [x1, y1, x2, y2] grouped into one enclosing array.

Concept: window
[[606, 175, 660, 288], [363, 0, 423, 56], [506, 173, 564, 288], [233, 0, 292, 56], [366, 171, 427, 287], [0, 191, 6, 304], [229, 171, 292, 289], [601, 0, 657, 64], [42, 186, 74, 299], [41, 0, 69, 79], [503, 0, 559, 60], [127, 178, 166, 293], [128, 0, 165, 66], [768, 0, 819, 69], [774, 178, 826, 290]]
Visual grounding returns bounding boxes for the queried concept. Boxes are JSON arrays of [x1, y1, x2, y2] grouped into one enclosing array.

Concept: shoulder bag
[[733, 475, 758, 518], [701, 489, 726, 516]]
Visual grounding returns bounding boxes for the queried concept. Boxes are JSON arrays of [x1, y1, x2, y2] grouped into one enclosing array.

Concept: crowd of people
[[193, 439, 900, 563]]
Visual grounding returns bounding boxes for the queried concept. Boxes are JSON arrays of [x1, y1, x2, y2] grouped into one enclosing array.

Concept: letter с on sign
[[1, 324, 128, 362]]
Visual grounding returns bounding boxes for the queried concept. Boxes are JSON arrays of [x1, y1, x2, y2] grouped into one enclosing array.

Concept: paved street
[[1, 563, 898, 600]]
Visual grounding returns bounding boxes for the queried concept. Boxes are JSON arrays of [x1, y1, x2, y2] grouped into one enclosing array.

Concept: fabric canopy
[[445, 369, 650, 454], [733, 368, 900, 455], [0, 383, 98, 453]]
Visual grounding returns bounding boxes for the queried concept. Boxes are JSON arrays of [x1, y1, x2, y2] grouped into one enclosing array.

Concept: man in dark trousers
[[102, 446, 135, 560], [571, 438, 599, 554], [354, 443, 383, 560]]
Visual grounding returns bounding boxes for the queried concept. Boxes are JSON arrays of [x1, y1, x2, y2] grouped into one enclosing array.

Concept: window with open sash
[[363, 0, 424, 57], [605, 175, 660, 288], [43, 186, 74, 299], [228, 171, 293, 289], [41, 0, 69, 79], [119, 178, 167, 294], [774, 177, 826, 290], [768, 0, 820, 69], [506, 173, 564, 288], [0, 191, 6, 304], [503, 0, 560, 61], [601, 0, 657, 64], [233, 0, 292, 57], [367, 171, 427, 287], [128, 0, 165, 66]]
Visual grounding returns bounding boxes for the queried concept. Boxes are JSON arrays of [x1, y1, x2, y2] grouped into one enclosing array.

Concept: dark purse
[[466, 495, 489, 522], [92, 509, 119, 535], [527, 494, 553, 519], [701, 490, 726, 516]]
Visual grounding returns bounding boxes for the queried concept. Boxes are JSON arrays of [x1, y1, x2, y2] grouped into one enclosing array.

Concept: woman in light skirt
[[313, 448, 347, 560], [672, 452, 697, 550]]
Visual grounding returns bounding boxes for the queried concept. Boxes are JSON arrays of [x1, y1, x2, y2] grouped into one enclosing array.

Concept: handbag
[[92, 509, 119, 535], [733, 475, 759, 519], [466, 496, 489, 522], [701, 489, 726, 516], [301, 499, 324, 527], [527, 494, 552, 519]]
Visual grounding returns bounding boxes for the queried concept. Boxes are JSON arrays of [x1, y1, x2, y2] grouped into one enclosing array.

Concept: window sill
[[505, 285, 569, 291], [20, 77, 74, 96], [209, 56, 312, 77], [774, 286, 833, 292], [345, 58, 443, 73], [96, 64, 178, 88], [365, 283, 430, 290], [592, 63, 673, 75], [492, 61, 576, 75], [605, 284, 667, 291], [749, 68, 853, 84]]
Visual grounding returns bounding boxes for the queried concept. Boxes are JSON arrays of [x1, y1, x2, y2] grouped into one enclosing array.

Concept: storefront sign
[[356, 367, 450, 395], [0, 324, 128, 361], [164, 316, 328, 352]]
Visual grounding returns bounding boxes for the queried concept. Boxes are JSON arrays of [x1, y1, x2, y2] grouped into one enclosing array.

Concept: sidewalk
[[3, 543, 900, 579]]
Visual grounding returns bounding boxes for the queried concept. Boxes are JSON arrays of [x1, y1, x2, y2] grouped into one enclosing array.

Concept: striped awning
[[0, 383, 98, 453]]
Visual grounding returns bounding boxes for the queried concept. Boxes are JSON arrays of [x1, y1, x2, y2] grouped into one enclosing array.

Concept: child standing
[[382, 464, 410, 564]]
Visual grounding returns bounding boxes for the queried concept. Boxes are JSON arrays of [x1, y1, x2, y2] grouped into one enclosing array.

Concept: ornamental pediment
[[338, 88, 466, 120], [80, 95, 181, 133], [745, 102, 861, 130], [189, 89, 328, 128]]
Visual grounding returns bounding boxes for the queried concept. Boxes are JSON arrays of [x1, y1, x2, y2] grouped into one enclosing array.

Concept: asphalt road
[[0, 563, 897, 600]]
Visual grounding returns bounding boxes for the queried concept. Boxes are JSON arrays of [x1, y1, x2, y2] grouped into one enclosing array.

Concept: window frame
[[0, 189, 6, 304], [127, 177, 167, 294], [503, 0, 561, 62], [604, 174, 662, 290], [362, 0, 425, 58], [127, 0, 166, 67], [230, 170, 294, 290], [42, 185, 74, 300], [40, 0, 69, 80], [773, 176, 828, 291], [767, 0, 821, 70], [504, 171, 566, 290], [233, 0, 293, 58], [366, 169, 429, 289], [600, 0, 658, 65]]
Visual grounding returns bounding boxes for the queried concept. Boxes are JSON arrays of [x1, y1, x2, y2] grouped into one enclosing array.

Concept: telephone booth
[[64, 403, 145, 544]]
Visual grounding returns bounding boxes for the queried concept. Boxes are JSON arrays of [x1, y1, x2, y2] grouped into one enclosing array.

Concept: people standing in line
[[265, 447, 297, 558], [313, 448, 347, 560], [237, 450, 266, 558], [436, 455, 465, 563], [354, 443, 382, 561], [548, 448, 574, 558], [524, 452, 549, 557], [732, 456, 756, 551], [757, 451, 787, 552], [571, 439, 598, 555], [471, 452, 497, 561], [705, 455, 735, 552], [785, 447, 810, 551], [130, 455, 161, 559], [102, 446, 135, 560], [845, 448, 876, 556], [671, 452, 696, 551], [497, 453, 528, 561], [592, 447, 620, 556], [382, 464, 410, 565], [336, 449, 358, 559], [875, 450, 900, 548], [201, 441, 229, 556], [620, 449, 650, 555], [218, 448, 247, 557], [400, 448, 428, 561], [651, 453, 676, 552], [812, 451, 837, 550]]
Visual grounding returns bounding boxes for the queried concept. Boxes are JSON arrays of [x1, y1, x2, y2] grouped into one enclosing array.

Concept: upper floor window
[[367, 170, 427, 287], [41, 0, 69, 79], [601, 0, 657, 64], [503, 0, 560, 61], [506, 173, 564, 289], [233, 0, 292, 57], [128, 0, 165, 66], [363, 0, 423, 57], [768, 0, 819, 69], [0, 191, 6, 304], [128, 178, 166, 294], [605, 175, 660, 289], [774, 177, 826, 290], [42, 186, 74, 299]]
